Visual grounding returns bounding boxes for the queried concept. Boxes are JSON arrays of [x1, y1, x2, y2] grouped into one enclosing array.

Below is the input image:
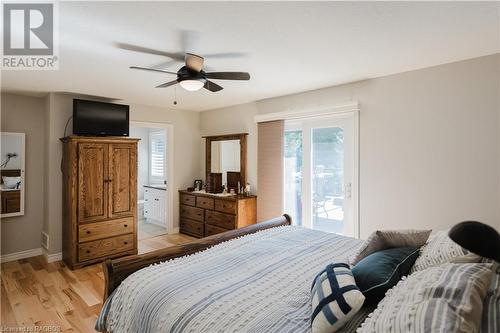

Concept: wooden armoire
[[61, 136, 139, 269]]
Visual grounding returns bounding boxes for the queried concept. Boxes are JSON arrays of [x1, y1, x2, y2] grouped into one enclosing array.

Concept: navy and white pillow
[[311, 263, 365, 333]]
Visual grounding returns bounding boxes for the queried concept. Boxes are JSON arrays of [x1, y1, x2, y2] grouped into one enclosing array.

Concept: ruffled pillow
[[411, 230, 481, 273]]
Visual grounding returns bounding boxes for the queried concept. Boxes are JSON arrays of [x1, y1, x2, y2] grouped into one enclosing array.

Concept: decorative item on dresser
[[61, 136, 139, 269], [179, 190, 257, 238]]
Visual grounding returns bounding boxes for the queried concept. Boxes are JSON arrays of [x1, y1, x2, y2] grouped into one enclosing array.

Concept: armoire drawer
[[180, 219, 204, 237], [180, 194, 196, 206], [180, 204, 204, 222], [78, 217, 133, 242], [206, 210, 235, 230], [196, 197, 214, 210], [205, 224, 229, 237], [214, 199, 237, 214], [78, 234, 134, 262]]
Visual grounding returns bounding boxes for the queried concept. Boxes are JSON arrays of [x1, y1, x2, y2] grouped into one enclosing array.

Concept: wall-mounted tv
[[73, 99, 129, 136]]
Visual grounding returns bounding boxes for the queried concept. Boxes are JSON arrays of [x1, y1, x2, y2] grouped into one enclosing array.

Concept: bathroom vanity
[[144, 184, 166, 225]]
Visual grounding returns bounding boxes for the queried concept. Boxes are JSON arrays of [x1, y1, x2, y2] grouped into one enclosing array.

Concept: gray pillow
[[411, 230, 481, 273], [358, 263, 493, 333], [350, 229, 431, 266]]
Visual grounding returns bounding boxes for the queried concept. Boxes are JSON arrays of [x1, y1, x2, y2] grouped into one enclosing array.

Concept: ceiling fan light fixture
[[179, 79, 205, 91]]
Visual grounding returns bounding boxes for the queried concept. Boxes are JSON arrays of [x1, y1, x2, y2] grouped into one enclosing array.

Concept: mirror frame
[[204, 133, 248, 187], [1, 132, 26, 218]]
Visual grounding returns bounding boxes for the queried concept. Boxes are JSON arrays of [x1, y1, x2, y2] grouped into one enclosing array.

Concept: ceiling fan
[[117, 42, 250, 92]]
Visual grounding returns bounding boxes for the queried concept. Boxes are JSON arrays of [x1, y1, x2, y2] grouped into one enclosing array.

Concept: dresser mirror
[[1, 132, 25, 218], [204, 133, 247, 191]]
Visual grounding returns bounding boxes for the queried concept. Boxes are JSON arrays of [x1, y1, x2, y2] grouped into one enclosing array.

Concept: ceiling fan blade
[[149, 60, 181, 70], [205, 72, 250, 80], [130, 66, 177, 75], [204, 80, 223, 92], [115, 42, 184, 61], [185, 53, 204, 72], [155, 80, 179, 88], [204, 52, 246, 59]]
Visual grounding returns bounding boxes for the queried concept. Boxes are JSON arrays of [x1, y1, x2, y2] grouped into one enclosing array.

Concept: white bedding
[[96, 226, 364, 333]]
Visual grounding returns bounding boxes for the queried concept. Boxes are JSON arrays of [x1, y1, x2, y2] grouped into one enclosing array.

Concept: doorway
[[130, 122, 174, 241], [284, 113, 358, 237]]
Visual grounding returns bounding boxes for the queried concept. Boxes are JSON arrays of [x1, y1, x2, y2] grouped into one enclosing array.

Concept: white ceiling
[[2, 1, 499, 112]]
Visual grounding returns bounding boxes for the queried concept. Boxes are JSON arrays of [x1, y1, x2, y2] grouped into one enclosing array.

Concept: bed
[[96, 215, 499, 333]]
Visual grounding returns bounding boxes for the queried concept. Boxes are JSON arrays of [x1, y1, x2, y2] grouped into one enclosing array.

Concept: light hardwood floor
[[1, 233, 195, 332]]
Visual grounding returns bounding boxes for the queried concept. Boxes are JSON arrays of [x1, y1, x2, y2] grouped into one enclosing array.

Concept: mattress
[[96, 226, 363, 333], [96, 226, 499, 333]]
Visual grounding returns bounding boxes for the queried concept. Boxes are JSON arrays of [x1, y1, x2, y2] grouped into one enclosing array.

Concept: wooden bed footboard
[[103, 214, 292, 300]]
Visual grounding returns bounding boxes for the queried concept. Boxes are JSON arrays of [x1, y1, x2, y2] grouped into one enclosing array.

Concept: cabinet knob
[[124, 224, 128, 227], [124, 241, 128, 245], [86, 250, 90, 253], [86, 230, 91, 234]]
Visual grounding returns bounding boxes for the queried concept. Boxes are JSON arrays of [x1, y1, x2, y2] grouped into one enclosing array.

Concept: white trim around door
[[130, 121, 175, 234], [256, 102, 360, 238]]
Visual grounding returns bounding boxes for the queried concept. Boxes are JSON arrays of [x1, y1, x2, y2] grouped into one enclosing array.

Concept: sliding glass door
[[284, 114, 357, 237]]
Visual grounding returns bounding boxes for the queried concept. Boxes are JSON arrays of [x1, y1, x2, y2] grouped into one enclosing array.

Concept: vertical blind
[[150, 131, 165, 181], [257, 120, 284, 222]]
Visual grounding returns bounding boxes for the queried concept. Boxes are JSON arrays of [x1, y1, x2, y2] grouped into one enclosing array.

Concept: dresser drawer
[[196, 196, 214, 210], [214, 199, 237, 214], [180, 218, 204, 237], [205, 224, 229, 237], [78, 234, 134, 262], [180, 193, 196, 206], [206, 210, 235, 230], [79, 217, 133, 243], [180, 204, 204, 222]]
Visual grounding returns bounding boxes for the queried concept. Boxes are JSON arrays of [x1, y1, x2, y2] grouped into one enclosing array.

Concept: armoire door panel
[[108, 144, 137, 218], [78, 143, 108, 223]]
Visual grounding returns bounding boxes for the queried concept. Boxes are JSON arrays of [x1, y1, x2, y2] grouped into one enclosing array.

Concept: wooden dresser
[[179, 190, 257, 238], [61, 136, 139, 269]]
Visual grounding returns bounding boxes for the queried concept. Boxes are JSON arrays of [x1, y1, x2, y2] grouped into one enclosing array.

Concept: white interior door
[[284, 113, 357, 237]]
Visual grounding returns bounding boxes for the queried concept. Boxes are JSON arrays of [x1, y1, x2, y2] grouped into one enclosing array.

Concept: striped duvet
[[96, 226, 499, 333], [96, 226, 364, 333]]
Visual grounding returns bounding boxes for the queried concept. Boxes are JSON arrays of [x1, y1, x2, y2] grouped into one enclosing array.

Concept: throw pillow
[[352, 247, 420, 304], [350, 229, 431, 266], [311, 263, 365, 333]]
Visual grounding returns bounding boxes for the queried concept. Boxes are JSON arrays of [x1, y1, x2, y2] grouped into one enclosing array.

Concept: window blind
[[150, 131, 165, 181], [257, 120, 284, 222]]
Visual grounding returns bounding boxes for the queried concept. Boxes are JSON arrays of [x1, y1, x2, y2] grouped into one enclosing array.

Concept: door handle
[[344, 182, 352, 199]]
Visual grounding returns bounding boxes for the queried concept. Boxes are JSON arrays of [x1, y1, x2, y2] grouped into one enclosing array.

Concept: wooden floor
[[1, 233, 195, 332]]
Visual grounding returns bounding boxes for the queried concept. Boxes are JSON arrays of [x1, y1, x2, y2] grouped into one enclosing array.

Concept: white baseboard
[[171, 227, 180, 234], [42, 248, 63, 263], [1, 248, 43, 263]]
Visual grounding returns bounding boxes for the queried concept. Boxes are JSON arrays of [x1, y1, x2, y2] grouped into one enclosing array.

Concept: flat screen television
[[73, 99, 129, 136]]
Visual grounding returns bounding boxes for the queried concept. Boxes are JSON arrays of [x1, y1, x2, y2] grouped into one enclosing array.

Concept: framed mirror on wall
[[1, 132, 25, 218], [204, 133, 247, 193]]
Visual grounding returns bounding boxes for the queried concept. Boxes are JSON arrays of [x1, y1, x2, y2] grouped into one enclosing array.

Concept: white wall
[[128, 104, 202, 231], [130, 126, 149, 200], [201, 54, 500, 237], [201, 103, 259, 190]]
